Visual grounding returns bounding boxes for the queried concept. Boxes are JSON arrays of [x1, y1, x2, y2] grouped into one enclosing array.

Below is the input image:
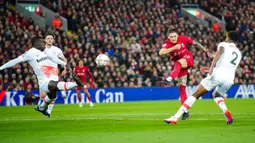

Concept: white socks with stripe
[[39, 96, 55, 111], [174, 96, 197, 119], [57, 82, 77, 90], [214, 97, 228, 113]]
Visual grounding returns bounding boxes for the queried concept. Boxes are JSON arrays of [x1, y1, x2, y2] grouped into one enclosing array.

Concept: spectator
[[52, 13, 62, 30], [24, 84, 39, 105]]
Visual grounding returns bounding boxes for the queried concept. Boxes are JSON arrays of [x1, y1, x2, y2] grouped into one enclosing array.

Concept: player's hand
[[200, 66, 209, 73], [174, 44, 181, 50], [206, 52, 214, 58], [61, 66, 67, 76]]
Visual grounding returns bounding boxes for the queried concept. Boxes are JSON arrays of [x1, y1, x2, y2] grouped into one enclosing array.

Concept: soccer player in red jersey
[[157, 27, 213, 120], [74, 59, 95, 107]]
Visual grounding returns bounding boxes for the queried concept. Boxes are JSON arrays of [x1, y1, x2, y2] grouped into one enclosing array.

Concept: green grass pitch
[[0, 99, 255, 143]]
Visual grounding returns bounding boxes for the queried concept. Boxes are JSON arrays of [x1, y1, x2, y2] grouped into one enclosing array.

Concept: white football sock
[[57, 82, 77, 90], [214, 97, 228, 113], [39, 96, 54, 111], [47, 102, 55, 114], [174, 96, 197, 119]]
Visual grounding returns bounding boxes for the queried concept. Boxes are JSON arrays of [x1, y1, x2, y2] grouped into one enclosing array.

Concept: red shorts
[[177, 55, 194, 78], [76, 81, 88, 90]]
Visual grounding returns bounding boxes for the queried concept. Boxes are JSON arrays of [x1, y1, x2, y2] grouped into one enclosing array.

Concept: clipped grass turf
[[0, 99, 255, 143]]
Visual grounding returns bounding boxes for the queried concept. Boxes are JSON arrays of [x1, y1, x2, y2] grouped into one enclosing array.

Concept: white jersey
[[0, 48, 66, 89], [44, 45, 65, 81], [212, 42, 242, 83]]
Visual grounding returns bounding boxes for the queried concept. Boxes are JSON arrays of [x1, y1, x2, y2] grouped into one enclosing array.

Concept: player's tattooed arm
[[159, 44, 181, 56], [208, 46, 224, 76], [192, 40, 214, 58]]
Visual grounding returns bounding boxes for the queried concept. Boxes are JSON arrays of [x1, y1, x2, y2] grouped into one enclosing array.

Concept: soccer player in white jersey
[[0, 36, 85, 117], [164, 31, 242, 125], [39, 32, 67, 117]]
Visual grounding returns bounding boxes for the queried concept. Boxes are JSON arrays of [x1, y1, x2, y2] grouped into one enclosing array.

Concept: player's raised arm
[[159, 44, 181, 56], [192, 40, 214, 58], [0, 54, 28, 70], [208, 46, 224, 76]]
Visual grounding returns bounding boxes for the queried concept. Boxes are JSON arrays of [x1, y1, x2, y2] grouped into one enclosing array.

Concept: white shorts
[[201, 76, 232, 96], [39, 76, 59, 92]]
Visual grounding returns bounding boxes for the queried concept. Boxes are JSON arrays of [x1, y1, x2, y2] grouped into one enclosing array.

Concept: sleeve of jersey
[[0, 54, 28, 70], [217, 42, 225, 51], [57, 49, 65, 58], [86, 68, 94, 81], [162, 42, 170, 48], [46, 50, 66, 66], [184, 36, 193, 44]]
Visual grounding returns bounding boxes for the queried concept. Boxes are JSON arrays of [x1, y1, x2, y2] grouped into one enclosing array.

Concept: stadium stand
[[0, 0, 254, 90]]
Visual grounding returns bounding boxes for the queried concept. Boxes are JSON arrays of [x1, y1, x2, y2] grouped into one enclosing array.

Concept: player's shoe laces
[[72, 73, 84, 87], [34, 106, 50, 118], [224, 110, 233, 125], [157, 80, 172, 86], [164, 116, 178, 124], [181, 112, 190, 120]]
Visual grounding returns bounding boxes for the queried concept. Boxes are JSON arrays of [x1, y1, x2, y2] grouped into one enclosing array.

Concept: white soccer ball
[[95, 54, 110, 67]]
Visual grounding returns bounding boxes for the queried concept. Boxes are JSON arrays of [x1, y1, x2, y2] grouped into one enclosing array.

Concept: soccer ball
[[95, 54, 110, 67]]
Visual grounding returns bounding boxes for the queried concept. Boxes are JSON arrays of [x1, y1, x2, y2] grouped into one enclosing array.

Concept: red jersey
[[163, 35, 193, 61], [73, 66, 94, 84]]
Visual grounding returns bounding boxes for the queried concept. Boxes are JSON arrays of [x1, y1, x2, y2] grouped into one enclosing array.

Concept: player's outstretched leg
[[157, 61, 182, 86], [213, 91, 233, 124], [72, 73, 85, 87], [164, 84, 207, 124], [84, 88, 94, 107]]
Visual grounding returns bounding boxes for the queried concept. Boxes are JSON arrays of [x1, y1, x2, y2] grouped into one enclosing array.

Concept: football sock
[[170, 62, 182, 79], [214, 97, 228, 113], [47, 102, 55, 114], [77, 95, 81, 103], [39, 96, 55, 111], [87, 96, 92, 103], [174, 96, 196, 119], [57, 82, 77, 90], [179, 85, 187, 105]]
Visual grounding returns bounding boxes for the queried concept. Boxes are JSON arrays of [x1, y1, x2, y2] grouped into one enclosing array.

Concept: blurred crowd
[[0, 0, 254, 91]]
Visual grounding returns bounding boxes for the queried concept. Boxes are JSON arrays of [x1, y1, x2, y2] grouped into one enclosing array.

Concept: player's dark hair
[[228, 31, 239, 42], [167, 26, 177, 35], [44, 31, 55, 38], [31, 35, 44, 51]]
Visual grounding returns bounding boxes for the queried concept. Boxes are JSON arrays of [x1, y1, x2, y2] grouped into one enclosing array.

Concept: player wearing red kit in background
[[74, 59, 95, 107], [157, 27, 213, 120]]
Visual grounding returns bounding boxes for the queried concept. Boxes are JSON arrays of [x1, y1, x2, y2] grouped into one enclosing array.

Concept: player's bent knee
[[178, 59, 188, 68], [177, 76, 187, 86], [48, 81, 59, 92]]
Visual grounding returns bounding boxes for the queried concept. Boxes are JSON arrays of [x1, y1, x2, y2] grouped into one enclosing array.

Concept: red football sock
[[179, 85, 188, 105], [170, 62, 182, 79], [77, 96, 81, 102], [87, 96, 92, 102]]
